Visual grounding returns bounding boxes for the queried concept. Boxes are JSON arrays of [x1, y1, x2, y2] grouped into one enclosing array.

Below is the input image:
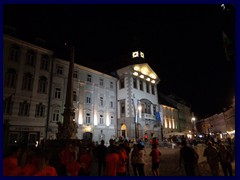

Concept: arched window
[[38, 76, 48, 94], [22, 73, 33, 91]]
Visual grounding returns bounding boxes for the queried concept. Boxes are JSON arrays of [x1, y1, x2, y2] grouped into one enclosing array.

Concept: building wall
[[48, 58, 117, 143], [3, 35, 54, 147]]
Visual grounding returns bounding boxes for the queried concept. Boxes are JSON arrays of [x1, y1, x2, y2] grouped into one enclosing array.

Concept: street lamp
[[191, 117, 196, 137]]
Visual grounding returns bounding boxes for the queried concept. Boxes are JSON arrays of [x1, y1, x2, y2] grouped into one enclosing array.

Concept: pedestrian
[[96, 140, 107, 176], [218, 143, 233, 176], [123, 139, 131, 176], [130, 144, 139, 176], [136, 143, 145, 176], [78, 147, 92, 176], [105, 145, 119, 176], [149, 144, 161, 176], [59, 143, 73, 176], [203, 141, 219, 176], [3, 145, 22, 176], [34, 153, 58, 176], [179, 139, 199, 176], [66, 152, 81, 176], [117, 144, 128, 176]]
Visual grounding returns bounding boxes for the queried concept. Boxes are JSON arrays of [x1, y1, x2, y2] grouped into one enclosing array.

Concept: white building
[[116, 51, 161, 141], [48, 58, 117, 143]]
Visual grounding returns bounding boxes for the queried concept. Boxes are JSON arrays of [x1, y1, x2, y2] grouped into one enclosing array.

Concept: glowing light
[[133, 72, 138, 76], [78, 111, 83, 125], [134, 66, 140, 71], [85, 126, 91, 132], [106, 114, 110, 126], [94, 111, 98, 126], [146, 78, 150, 81], [141, 67, 148, 75], [140, 75, 144, 79], [221, 4, 225, 10], [150, 74, 156, 79], [151, 80, 155, 83], [132, 51, 139, 58]]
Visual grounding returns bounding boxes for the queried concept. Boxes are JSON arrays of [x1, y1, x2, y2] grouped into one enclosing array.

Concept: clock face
[[132, 51, 145, 58], [132, 51, 139, 58]]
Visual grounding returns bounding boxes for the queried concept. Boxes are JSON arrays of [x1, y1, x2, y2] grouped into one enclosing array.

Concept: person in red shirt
[[78, 147, 92, 176], [117, 144, 128, 176], [105, 146, 120, 176], [59, 143, 73, 176], [34, 153, 58, 176], [149, 144, 161, 176], [66, 152, 81, 176], [22, 151, 38, 176], [3, 146, 22, 176]]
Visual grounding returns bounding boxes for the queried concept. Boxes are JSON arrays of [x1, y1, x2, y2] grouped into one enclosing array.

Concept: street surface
[[90, 143, 235, 176]]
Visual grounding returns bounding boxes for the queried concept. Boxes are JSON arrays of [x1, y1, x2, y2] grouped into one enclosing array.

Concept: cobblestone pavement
[[89, 144, 235, 176]]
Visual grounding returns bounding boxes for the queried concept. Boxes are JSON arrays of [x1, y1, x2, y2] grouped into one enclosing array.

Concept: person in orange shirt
[[22, 151, 38, 176], [78, 147, 92, 176], [105, 146, 120, 176], [3, 146, 22, 176], [66, 152, 81, 176], [117, 144, 128, 176], [34, 153, 58, 176], [59, 143, 73, 176]]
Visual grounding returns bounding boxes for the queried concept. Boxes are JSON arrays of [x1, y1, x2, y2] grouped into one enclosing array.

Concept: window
[[73, 71, 78, 78], [100, 79, 104, 86], [73, 91, 77, 101], [9, 132, 19, 145], [52, 109, 60, 122], [19, 101, 30, 116], [86, 93, 91, 104], [110, 115, 114, 125], [119, 78, 124, 89], [25, 50, 36, 67], [40, 55, 49, 71], [4, 96, 14, 115], [99, 114, 104, 124], [133, 77, 137, 89], [153, 105, 156, 115], [100, 97, 104, 106], [86, 113, 90, 124], [38, 76, 48, 94], [5, 68, 16, 88], [87, 74, 92, 82], [110, 101, 114, 108], [56, 65, 63, 75], [110, 81, 113, 89], [120, 101, 125, 117], [35, 103, 45, 117], [151, 85, 155, 95], [9, 44, 19, 62], [139, 80, 143, 91], [54, 88, 61, 99], [22, 73, 33, 91], [146, 82, 150, 93], [28, 133, 37, 145]]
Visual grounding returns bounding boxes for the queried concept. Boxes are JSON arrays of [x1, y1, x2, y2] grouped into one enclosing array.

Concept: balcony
[[142, 113, 156, 120]]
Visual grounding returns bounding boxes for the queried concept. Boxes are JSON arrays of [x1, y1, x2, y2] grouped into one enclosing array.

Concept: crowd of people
[[3, 136, 234, 176]]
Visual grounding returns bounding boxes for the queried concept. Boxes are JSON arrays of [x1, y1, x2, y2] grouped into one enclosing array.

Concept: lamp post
[[191, 117, 196, 138]]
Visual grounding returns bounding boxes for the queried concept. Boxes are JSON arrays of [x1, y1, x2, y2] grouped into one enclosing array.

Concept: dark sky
[[3, 4, 235, 118]]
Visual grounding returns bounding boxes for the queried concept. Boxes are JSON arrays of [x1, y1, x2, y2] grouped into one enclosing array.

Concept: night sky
[[3, 4, 235, 119]]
